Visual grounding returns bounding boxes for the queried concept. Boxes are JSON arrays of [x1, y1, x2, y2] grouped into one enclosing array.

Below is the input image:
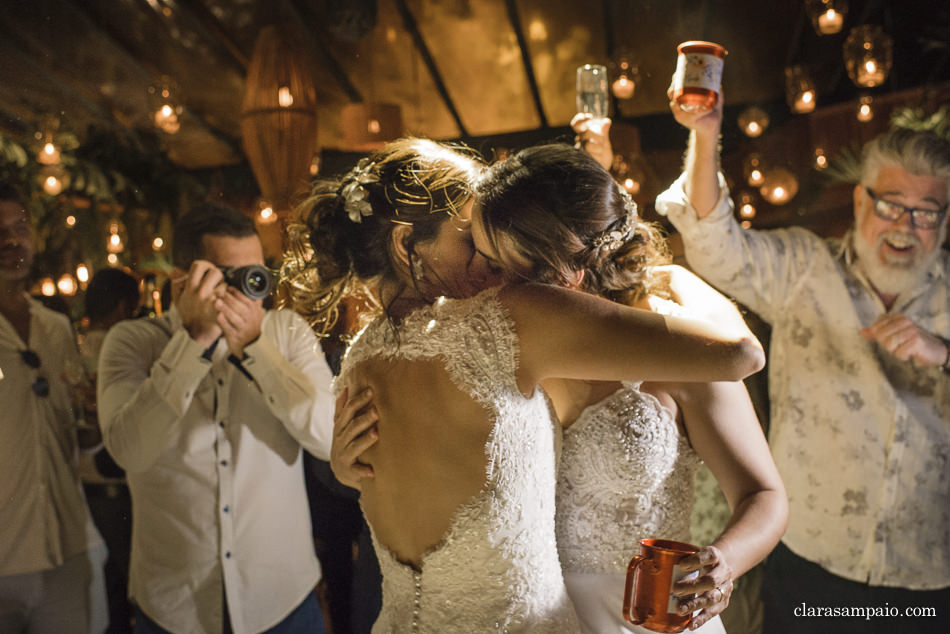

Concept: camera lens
[[221, 265, 273, 300]]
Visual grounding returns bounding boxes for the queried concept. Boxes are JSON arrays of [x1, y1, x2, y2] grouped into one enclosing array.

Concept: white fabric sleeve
[[97, 322, 212, 472], [243, 309, 335, 460], [656, 171, 822, 323]]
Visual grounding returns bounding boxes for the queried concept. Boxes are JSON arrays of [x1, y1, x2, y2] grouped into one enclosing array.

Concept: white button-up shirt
[[98, 307, 335, 633], [658, 173, 950, 590], [0, 295, 103, 576]]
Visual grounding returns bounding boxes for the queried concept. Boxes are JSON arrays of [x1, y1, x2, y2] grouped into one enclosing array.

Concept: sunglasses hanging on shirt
[[20, 349, 51, 397]]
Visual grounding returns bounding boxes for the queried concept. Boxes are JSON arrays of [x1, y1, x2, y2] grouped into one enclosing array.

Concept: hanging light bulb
[[804, 0, 848, 35], [107, 253, 119, 266], [857, 95, 874, 122], [65, 214, 77, 227], [814, 147, 829, 170], [843, 25, 893, 88], [152, 237, 165, 251], [148, 77, 183, 134], [76, 263, 90, 284], [738, 106, 770, 138], [760, 168, 799, 205], [785, 66, 817, 114]]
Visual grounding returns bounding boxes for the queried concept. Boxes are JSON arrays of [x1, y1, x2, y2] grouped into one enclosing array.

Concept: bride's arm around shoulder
[[496, 282, 764, 392]]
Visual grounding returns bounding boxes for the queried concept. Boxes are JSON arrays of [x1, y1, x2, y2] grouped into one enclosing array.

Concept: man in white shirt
[[656, 97, 950, 633], [97, 203, 335, 634], [0, 181, 107, 634]]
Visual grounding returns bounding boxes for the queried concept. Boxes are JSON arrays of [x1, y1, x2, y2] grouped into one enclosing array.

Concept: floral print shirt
[[657, 173, 950, 590]]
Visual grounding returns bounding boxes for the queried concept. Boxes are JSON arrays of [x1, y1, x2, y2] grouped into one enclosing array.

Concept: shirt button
[[223, 505, 229, 513], [218, 422, 224, 428], [225, 551, 231, 559], [218, 379, 224, 386], [221, 460, 228, 466]]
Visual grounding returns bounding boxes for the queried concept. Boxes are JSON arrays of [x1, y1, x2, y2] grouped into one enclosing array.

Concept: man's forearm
[[684, 129, 721, 219]]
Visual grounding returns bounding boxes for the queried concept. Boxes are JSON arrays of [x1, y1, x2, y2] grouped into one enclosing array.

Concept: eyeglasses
[[20, 349, 50, 397], [865, 187, 948, 230]]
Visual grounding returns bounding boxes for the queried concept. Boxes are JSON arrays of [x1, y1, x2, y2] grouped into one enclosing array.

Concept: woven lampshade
[[241, 25, 318, 214]]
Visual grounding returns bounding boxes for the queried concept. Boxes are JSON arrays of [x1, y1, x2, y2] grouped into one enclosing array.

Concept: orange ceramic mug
[[622, 538, 699, 633]]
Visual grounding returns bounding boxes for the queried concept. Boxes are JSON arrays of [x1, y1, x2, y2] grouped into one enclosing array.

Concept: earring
[[410, 254, 424, 281]]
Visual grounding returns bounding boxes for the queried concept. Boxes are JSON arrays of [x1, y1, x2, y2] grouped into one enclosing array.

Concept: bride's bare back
[[346, 356, 496, 568]]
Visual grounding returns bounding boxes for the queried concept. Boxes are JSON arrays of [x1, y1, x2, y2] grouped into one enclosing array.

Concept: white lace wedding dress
[[555, 382, 727, 633], [339, 287, 580, 633]]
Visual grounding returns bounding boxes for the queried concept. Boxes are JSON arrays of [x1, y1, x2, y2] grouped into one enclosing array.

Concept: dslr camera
[[220, 264, 274, 300]]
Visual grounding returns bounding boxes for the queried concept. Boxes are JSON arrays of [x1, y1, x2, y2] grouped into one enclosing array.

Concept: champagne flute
[[576, 64, 609, 134]]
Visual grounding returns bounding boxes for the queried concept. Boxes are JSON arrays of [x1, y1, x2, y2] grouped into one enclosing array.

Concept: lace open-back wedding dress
[[338, 287, 580, 633], [555, 381, 727, 634]]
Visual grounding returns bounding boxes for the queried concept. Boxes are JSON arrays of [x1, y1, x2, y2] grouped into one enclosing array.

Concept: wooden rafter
[[505, 0, 548, 129]]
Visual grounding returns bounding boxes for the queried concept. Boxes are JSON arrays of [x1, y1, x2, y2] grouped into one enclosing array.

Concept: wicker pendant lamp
[[241, 25, 318, 215]]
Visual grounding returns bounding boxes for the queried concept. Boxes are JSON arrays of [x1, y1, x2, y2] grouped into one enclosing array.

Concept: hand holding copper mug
[[623, 539, 700, 633], [670, 544, 734, 630]]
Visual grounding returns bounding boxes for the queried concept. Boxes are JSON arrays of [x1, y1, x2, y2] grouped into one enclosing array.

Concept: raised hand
[[571, 112, 614, 171], [174, 260, 225, 347], [215, 286, 264, 357]]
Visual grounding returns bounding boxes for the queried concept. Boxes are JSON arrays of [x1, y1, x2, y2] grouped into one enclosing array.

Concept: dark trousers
[[84, 482, 133, 634], [762, 542, 949, 634], [134, 590, 327, 634]]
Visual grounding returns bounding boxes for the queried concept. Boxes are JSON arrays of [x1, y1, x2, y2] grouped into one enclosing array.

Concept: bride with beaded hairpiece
[[287, 137, 765, 632], [471, 142, 787, 633]]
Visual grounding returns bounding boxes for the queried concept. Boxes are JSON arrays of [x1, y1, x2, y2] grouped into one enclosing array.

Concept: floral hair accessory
[[591, 186, 639, 253], [340, 158, 379, 223]]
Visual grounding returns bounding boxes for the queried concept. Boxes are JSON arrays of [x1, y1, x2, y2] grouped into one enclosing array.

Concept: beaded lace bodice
[[339, 287, 579, 633], [556, 383, 701, 574]]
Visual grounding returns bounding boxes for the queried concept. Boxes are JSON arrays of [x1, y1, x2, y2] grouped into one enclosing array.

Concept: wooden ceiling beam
[[65, 0, 241, 154], [171, 0, 250, 72], [287, 0, 365, 103], [393, 0, 469, 137], [505, 0, 548, 129]]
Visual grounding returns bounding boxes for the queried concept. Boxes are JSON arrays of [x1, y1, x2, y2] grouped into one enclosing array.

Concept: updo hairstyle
[[476, 143, 670, 305], [282, 137, 484, 334]]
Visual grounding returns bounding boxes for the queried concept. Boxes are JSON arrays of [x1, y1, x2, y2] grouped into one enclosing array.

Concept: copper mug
[[622, 538, 699, 633]]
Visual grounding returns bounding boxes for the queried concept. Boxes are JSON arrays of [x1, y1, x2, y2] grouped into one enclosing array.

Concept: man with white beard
[[656, 98, 950, 634]]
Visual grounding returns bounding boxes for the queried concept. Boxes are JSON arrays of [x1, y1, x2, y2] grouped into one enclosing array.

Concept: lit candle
[[817, 9, 843, 35], [857, 102, 873, 122], [794, 90, 816, 114], [740, 203, 756, 219], [611, 75, 635, 100], [152, 237, 165, 250], [43, 175, 63, 196], [57, 274, 77, 296], [39, 142, 61, 165], [154, 104, 181, 133], [748, 169, 765, 187], [745, 121, 761, 137], [76, 264, 89, 283], [278, 85, 294, 108], [857, 59, 885, 87]]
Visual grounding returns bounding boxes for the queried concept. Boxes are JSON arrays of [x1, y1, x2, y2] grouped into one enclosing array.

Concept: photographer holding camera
[[97, 203, 335, 634]]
